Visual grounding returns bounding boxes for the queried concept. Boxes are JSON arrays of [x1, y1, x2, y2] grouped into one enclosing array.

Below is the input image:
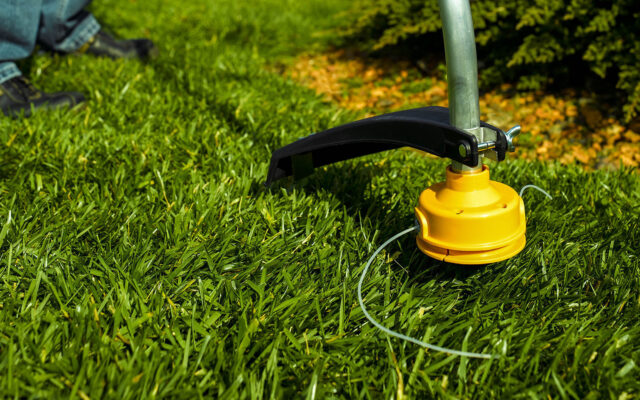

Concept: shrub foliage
[[343, 0, 640, 121]]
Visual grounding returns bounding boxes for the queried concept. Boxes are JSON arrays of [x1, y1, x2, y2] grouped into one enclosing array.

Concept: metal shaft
[[438, 0, 482, 172]]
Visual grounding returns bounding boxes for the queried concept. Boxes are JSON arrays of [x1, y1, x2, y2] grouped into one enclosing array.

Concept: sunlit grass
[[0, 0, 638, 398]]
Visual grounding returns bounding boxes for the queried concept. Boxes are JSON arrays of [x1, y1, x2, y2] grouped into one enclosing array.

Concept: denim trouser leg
[[39, 0, 100, 53], [0, 62, 23, 84], [0, 0, 100, 84], [0, 0, 42, 83]]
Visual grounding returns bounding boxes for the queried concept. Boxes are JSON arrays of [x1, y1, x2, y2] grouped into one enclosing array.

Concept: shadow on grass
[[257, 159, 503, 284], [396, 246, 499, 288], [258, 159, 404, 231]]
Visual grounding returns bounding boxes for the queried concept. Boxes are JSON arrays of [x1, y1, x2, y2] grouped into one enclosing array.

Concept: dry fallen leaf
[[284, 50, 640, 169]]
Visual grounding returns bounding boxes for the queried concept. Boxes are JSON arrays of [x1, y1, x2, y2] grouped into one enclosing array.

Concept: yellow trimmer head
[[415, 165, 525, 264]]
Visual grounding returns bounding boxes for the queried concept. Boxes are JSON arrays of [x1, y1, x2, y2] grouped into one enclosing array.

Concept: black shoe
[[78, 30, 158, 60], [0, 76, 85, 117]]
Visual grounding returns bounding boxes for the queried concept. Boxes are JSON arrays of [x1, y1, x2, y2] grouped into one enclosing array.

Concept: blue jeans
[[0, 0, 101, 84]]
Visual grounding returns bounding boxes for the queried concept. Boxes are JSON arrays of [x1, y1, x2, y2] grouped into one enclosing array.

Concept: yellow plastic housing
[[415, 165, 526, 265]]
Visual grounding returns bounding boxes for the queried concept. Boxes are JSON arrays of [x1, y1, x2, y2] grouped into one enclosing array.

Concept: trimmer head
[[415, 165, 526, 264]]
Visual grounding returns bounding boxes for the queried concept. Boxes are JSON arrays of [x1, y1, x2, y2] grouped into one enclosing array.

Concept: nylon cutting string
[[357, 225, 495, 359], [357, 184, 553, 359], [519, 184, 553, 200]]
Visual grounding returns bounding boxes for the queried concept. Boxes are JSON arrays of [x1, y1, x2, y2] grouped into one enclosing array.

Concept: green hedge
[[343, 0, 640, 121]]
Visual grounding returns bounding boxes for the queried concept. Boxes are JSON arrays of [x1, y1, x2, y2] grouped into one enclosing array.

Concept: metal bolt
[[458, 144, 467, 158], [477, 141, 496, 151]]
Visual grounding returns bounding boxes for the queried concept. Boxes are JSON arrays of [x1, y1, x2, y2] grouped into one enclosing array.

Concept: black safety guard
[[266, 106, 504, 185]]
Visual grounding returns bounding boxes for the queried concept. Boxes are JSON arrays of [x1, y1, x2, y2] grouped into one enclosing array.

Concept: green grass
[[0, 0, 639, 398]]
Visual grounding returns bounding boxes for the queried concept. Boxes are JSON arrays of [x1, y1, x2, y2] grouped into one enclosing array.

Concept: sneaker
[[0, 76, 85, 117], [77, 30, 158, 60]]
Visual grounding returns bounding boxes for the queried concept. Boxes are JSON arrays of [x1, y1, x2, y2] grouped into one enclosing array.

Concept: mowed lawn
[[0, 0, 639, 398]]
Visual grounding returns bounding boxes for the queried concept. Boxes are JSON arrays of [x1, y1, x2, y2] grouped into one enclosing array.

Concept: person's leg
[[38, 0, 100, 53], [0, 62, 22, 85], [38, 0, 156, 59], [0, 0, 84, 117], [2, 0, 155, 69], [0, 0, 42, 83]]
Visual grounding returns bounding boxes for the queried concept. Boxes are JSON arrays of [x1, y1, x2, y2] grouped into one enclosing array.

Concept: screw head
[[458, 144, 467, 158]]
